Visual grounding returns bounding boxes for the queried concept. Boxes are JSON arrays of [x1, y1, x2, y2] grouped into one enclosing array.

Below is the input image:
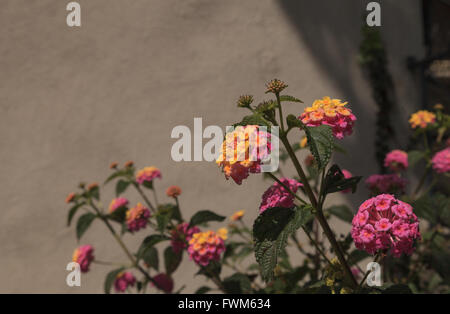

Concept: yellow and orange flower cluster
[[408, 110, 436, 129], [216, 125, 271, 185], [299, 96, 356, 139], [187, 230, 226, 266], [230, 210, 245, 221]]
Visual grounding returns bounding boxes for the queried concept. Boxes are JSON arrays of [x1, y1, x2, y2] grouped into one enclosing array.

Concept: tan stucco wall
[[0, 0, 424, 293]]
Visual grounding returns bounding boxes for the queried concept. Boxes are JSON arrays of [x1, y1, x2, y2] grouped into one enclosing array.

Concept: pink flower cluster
[[114, 272, 136, 293], [188, 231, 225, 266], [136, 166, 162, 184], [365, 174, 407, 195], [108, 197, 129, 213], [431, 147, 450, 174], [299, 97, 356, 139], [351, 194, 420, 257], [384, 150, 408, 172], [152, 273, 174, 294], [171, 222, 200, 253], [72, 245, 94, 273], [259, 178, 303, 213], [126, 203, 151, 232]]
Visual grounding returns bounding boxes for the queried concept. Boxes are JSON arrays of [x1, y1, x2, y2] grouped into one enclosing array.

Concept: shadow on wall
[[277, 0, 423, 209]]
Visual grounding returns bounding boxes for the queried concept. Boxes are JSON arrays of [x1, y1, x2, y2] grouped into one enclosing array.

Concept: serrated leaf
[[279, 95, 303, 103], [142, 247, 159, 271], [253, 206, 313, 282], [305, 125, 334, 169], [137, 235, 169, 260], [323, 164, 361, 194], [115, 179, 130, 196], [164, 246, 182, 275], [67, 202, 85, 226], [189, 210, 225, 227], [76, 212, 96, 240], [104, 267, 125, 294], [223, 273, 252, 294]]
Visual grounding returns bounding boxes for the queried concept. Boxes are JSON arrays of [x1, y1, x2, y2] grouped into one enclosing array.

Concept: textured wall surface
[[0, 0, 424, 293]]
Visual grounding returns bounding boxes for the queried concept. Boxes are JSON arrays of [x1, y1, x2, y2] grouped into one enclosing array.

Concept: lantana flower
[[216, 125, 271, 185], [299, 96, 356, 139], [259, 178, 303, 213], [217, 228, 228, 240], [365, 174, 407, 195], [351, 194, 420, 257], [166, 185, 182, 198], [114, 272, 136, 293], [136, 166, 162, 185], [126, 203, 151, 232], [230, 210, 245, 221], [384, 150, 408, 172], [187, 231, 225, 266], [409, 110, 436, 129], [72, 245, 94, 273], [108, 197, 129, 213], [65, 192, 76, 204], [170, 222, 200, 253], [431, 147, 450, 174]]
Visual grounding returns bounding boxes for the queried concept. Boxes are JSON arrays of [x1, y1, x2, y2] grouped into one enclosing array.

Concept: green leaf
[[412, 193, 450, 227], [164, 246, 183, 275], [156, 204, 175, 233], [304, 125, 334, 170], [286, 114, 303, 130], [104, 168, 133, 185], [189, 210, 226, 227], [279, 95, 303, 103], [234, 113, 271, 128], [67, 202, 85, 226], [115, 179, 130, 196], [107, 206, 128, 223], [253, 206, 313, 282], [223, 273, 252, 294], [195, 286, 211, 294], [137, 235, 169, 260], [327, 205, 354, 223], [76, 212, 96, 240], [323, 164, 361, 194], [142, 180, 153, 190], [142, 247, 159, 271], [104, 267, 124, 294]]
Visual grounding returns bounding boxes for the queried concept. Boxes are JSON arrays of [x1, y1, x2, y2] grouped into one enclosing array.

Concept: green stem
[[87, 200, 163, 291], [133, 183, 156, 212], [279, 134, 357, 288], [275, 93, 285, 133]]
